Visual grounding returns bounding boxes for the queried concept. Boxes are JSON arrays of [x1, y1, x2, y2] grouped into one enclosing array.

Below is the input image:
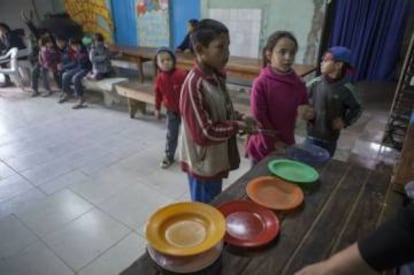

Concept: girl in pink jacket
[[246, 31, 313, 164]]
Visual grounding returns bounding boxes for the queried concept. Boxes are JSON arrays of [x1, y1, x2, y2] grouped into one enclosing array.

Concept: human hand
[[236, 116, 262, 135], [57, 63, 63, 71], [298, 104, 315, 121], [154, 109, 161, 120], [294, 261, 334, 275], [332, 118, 345, 130], [274, 141, 288, 153]]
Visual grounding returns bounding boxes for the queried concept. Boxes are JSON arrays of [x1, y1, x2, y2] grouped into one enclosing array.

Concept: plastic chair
[[0, 47, 25, 90]]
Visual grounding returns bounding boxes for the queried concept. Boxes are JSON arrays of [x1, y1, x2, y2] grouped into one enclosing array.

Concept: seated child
[[305, 46, 363, 157], [59, 38, 91, 109], [55, 34, 73, 86], [87, 33, 112, 80], [176, 19, 198, 53], [31, 34, 61, 97]]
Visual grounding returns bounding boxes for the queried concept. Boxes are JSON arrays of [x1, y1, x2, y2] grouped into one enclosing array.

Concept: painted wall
[[0, 0, 63, 31], [170, 0, 201, 49], [201, 0, 324, 64], [111, 0, 138, 46]]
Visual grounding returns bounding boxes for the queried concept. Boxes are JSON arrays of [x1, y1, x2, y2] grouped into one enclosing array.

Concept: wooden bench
[[115, 81, 155, 118], [82, 77, 128, 106], [115, 80, 251, 119]]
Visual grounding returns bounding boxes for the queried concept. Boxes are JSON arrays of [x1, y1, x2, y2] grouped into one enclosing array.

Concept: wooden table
[[120, 155, 403, 275], [109, 45, 316, 83]]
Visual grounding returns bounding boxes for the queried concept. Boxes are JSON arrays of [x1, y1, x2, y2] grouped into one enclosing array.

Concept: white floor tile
[[0, 174, 34, 203], [78, 233, 146, 275], [97, 181, 174, 234], [38, 170, 90, 195], [0, 161, 16, 180], [17, 189, 94, 237], [0, 241, 74, 275], [0, 215, 38, 258], [69, 167, 138, 205], [43, 208, 130, 271], [0, 188, 46, 219]]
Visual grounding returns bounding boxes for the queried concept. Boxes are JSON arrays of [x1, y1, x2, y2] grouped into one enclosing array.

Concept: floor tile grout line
[[10, 213, 77, 273]]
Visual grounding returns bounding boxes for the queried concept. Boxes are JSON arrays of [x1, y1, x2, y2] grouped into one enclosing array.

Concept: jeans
[[31, 65, 61, 92], [305, 136, 337, 157], [62, 68, 89, 97], [187, 175, 222, 203], [165, 110, 181, 161]]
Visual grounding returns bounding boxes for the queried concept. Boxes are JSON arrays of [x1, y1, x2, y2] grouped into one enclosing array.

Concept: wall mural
[[64, 0, 114, 42], [136, 0, 170, 47]]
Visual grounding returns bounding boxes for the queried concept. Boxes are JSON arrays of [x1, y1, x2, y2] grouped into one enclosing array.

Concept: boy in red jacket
[[153, 47, 187, 168]]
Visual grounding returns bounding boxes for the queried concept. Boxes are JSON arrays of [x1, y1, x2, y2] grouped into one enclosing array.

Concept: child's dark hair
[[93, 33, 104, 43], [153, 47, 176, 73], [188, 19, 199, 28], [0, 23, 11, 33], [40, 35, 53, 46], [69, 37, 82, 46], [190, 19, 228, 48], [262, 31, 298, 68], [55, 34, 67, 42]]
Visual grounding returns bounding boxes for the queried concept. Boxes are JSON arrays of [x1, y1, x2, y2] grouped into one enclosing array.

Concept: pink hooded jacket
[[246, 66, 307, 162]]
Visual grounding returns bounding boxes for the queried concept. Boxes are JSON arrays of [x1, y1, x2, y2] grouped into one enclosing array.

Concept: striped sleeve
[[180, 71, 238, 146]]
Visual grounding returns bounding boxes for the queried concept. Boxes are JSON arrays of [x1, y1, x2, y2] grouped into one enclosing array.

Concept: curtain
[[329, 0, 409, 81]]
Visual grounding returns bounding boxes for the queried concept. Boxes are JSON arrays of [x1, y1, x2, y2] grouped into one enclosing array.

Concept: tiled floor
[[0, 80, 398, 275]]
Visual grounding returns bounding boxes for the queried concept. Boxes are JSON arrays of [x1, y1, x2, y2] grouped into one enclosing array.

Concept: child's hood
[[261, 65, 303, 86]]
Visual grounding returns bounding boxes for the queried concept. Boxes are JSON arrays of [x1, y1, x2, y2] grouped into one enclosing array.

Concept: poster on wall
[[209, 9, 261, 58], [136, 0, 170, 47], [64, 0, 114, 42]]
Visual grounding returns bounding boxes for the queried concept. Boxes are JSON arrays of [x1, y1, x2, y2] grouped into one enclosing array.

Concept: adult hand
[[294, 261, 334, 275]]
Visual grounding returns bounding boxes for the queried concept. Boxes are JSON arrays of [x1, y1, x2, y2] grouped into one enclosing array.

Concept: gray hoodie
[[89, 42, 112, 74]]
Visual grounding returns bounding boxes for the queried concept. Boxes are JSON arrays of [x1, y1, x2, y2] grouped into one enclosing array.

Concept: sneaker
[[31, 90, 40, 97], [58, 94, 70, 104], [42, 91, 52, 97], [72, 97, 86, 109], [160, 157, 173, 169]]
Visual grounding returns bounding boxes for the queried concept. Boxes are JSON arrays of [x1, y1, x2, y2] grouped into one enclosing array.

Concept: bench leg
[[137, 58, 144, 83], [128, 98, 147, 118]]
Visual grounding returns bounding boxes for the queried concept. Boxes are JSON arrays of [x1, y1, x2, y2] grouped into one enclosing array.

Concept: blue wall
[[170, 0, 200, 49], [111, 0, 138, 46]]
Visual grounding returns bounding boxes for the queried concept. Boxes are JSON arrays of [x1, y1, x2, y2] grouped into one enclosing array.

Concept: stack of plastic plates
[[145, 202, 226, 273]]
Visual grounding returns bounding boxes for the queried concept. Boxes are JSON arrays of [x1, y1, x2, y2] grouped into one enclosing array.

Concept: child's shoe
[[160, 157, 173, 169], [72, 97, 86, 109], [42, 90, 53, 97], [58, 93, 70, 104], [31, 90, 40, 97]]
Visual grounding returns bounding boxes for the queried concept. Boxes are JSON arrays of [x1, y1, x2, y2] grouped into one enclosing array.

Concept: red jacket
[[154, 68, 187, 112]]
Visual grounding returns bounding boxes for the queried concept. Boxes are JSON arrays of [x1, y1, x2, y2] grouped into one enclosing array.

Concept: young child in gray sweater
[[88, 33, 112, 80], [305, 46, 363, 157]]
